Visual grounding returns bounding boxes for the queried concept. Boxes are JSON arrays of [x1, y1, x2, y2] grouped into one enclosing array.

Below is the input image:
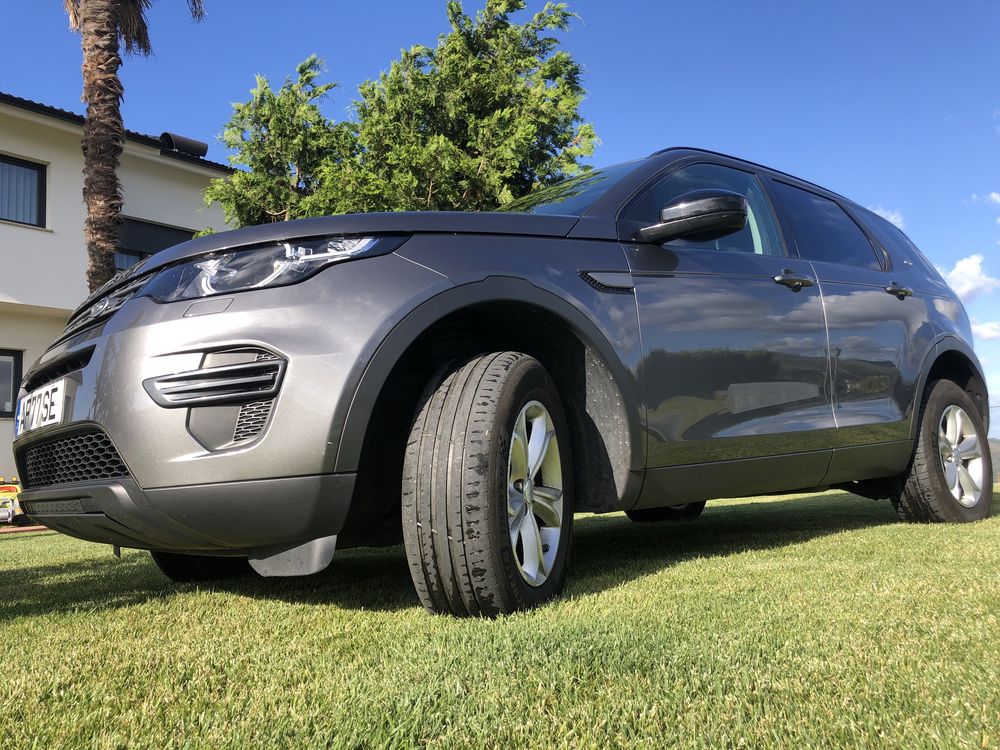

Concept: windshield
[[500, 160, 644, 216]]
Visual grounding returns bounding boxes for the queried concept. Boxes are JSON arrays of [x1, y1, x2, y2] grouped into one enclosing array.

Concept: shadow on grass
[[0, 534, 179, 621], [0, 492, 906, 619], [567, 492, 898, 597]]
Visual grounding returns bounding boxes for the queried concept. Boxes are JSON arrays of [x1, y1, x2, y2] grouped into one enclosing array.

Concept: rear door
[[622, 161, 835, 504], [766, 179, 933, 481]]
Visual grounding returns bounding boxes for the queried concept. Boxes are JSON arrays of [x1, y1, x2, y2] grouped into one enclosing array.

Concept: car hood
[[69, 212, 580, 322], [147, 211, 579, 273]]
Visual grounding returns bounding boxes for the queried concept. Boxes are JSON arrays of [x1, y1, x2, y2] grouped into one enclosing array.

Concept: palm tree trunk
[[78, 0, 124, 292]]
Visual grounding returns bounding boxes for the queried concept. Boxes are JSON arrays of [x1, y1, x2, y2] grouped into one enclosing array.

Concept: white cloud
[[939, 254, 1000, 302], [869, 206, 905, 229], [972, 321, 1000, 341], [989, 192, 1000, 205]]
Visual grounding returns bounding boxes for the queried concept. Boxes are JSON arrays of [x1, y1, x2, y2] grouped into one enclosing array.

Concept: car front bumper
[[12, 251, 450, 552], [17, 473, 354, 553]]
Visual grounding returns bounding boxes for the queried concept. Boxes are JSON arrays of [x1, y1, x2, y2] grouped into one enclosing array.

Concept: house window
[[115, 217, 195, 271], [0, 154, 46, 227], [0, 349, 23, 418]]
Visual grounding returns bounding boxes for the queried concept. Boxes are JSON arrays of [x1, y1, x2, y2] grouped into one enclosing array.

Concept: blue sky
[[2, 0, 999, 433]]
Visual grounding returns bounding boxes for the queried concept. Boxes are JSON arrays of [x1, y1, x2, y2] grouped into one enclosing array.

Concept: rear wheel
[[626, 501, 706, 523], [150, 551, 253, 582], [894, 379, 993, 522], [402, 352, 573, 617]]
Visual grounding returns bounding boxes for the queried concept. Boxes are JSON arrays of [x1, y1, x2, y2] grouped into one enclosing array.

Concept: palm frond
[[119, 0, 153, 55], [64, 1, 205, 51], [63, 0, 81, 31], [186, 0, 206, 21]]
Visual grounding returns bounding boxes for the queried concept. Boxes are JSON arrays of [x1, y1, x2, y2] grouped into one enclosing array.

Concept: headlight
[[139, 235, 405, 303]]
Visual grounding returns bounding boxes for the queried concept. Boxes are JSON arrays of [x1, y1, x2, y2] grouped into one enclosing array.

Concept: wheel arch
[[911, 336, 990, 440], [333, 277, 644, 544]]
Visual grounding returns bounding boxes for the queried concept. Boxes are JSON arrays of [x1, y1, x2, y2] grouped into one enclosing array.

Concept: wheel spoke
[[510, 410, 529, 482], [944, 461, 960, 499], [519, 511, 543, 582], [955, 434, 980, 461], [527, 422, 554, 479], [509, 503, 526, 548], [958, 411, 975, 445], [946, 407, 960, 447], [957, 463, 981, 498], [532, 487, 563, 528]]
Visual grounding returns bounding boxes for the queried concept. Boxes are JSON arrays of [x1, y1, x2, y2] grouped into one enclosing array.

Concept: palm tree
[[64, 0, 205, 291]]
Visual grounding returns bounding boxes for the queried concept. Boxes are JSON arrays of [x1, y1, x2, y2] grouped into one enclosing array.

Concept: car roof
[[647, 146, 862, 210]]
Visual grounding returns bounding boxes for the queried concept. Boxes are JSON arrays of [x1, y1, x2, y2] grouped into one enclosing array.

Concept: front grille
[[23, 347, 95, 393], [17, 430, 130, 489], [233, 399, 274, 441]]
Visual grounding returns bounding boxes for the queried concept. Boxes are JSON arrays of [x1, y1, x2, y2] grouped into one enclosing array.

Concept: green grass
[[1, 488, 999, 749]]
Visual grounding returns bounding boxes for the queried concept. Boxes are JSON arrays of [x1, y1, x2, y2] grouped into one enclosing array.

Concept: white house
[[0, 92, 231, 477]]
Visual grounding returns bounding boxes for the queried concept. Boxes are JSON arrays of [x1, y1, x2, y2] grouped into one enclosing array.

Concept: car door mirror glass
[[637, 189, 748, 245]]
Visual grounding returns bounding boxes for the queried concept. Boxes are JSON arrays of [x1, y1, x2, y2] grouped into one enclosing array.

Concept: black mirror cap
[[636, 189, 748, 244]]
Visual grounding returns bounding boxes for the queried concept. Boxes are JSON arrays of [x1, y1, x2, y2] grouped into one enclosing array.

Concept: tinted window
[[501, 160, 644, 216], [114, 218, 194, 271], [0, 155, 45, 227], [0, 349, 22, 418], [861, 211, 944, 284], [622, 163, 784, 256], [771, 182, 881, 270]]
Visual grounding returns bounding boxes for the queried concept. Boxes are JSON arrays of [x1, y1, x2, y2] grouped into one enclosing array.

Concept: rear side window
[[861, 212, 946, 284], [771, 181, 882, 270]]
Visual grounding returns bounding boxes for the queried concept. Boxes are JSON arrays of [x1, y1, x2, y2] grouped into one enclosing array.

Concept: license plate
[[14, 378, 67, 438]]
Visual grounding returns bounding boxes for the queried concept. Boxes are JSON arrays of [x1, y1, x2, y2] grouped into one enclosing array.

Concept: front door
[[621, 161, 835, 504]]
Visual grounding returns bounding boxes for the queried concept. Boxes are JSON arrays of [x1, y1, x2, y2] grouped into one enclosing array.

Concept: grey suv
[[13, 148, 993, 616]]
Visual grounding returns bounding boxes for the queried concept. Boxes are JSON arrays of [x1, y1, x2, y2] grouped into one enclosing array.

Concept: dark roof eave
[[0, 91, 234, 175]]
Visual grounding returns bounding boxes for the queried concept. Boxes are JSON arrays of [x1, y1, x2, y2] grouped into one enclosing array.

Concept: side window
[[0, 349, 22, 418], [771, 181, 882, 270], [622, 163, 784, 256], [861, 212, 944, 283], [0, 154, 46, 227]]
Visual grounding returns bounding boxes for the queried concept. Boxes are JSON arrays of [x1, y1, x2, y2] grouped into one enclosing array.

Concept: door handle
[[773, 271, 815, 291], [885, 282, 913, 300]]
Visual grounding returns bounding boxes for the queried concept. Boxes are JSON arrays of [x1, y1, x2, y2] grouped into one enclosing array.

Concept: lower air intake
[[18, 429, 130, 489]]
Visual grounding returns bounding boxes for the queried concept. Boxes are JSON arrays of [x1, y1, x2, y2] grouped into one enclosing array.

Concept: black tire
[[626, 501, 706, 523], [894, 379, 993, 523], [402, 352, 574, 617], [150, 551, 253, 582]]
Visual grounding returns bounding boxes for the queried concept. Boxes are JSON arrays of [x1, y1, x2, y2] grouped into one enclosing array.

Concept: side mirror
[[637, 189, 748, 244]]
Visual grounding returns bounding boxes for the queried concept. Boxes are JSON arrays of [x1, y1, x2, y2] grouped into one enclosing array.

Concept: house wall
[[0, 103, 228, 477]]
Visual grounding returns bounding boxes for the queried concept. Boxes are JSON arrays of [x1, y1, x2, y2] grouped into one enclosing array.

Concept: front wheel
[[894, 379, 993, 522], [402, 352, 574, 617]]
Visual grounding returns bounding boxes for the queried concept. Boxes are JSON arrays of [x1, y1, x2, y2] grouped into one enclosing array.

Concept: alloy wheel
[[507, 400, 564, 587]]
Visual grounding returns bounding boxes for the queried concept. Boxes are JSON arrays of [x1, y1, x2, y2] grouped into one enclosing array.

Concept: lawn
[[1, 488, 998, 749]]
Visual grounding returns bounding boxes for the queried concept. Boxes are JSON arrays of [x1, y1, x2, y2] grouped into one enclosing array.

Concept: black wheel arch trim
[[331, 275, 646, 490], [910, 334, 990, 441]]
